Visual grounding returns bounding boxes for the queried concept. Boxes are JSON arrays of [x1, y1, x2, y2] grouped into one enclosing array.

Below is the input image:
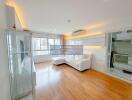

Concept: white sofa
[[53, 54, 92, 71], [65, 54, 92, 71], [52, 57, 65, 65]]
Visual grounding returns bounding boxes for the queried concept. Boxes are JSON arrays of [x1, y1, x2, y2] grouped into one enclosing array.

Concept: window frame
[[32, 37, 61, 56]]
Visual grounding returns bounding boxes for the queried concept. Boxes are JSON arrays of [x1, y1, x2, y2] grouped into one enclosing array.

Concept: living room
[[0, 0, 132, 100]]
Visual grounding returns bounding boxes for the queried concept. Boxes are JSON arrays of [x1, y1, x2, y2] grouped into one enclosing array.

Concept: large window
[[32, 38, 48, 56], [32, 37, 61, 56], [48, 39, 61, 49], [48, 39, 54, 47], [41, 38, 48, 50], [32, 38, 41, 50], [55, 39, 61, 45]]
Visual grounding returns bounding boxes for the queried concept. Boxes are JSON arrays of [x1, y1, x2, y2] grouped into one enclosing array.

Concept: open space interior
[[0, 0, 132, 100]]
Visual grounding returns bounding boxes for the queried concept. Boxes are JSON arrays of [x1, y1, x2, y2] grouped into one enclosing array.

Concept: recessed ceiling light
[[67, 19, 71, 23]]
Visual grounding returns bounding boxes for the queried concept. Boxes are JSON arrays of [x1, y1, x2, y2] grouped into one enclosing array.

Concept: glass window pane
[[48, 39, 54, 49], [55, 39, 60, 45], [68, 40, 74, 45], [48, 39, 54, 45], [41, 38, 47, 50], [32, 38, 41, 50], [48, 39, 54, 54]]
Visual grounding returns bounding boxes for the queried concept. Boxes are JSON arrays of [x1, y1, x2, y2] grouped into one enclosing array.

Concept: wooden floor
[[35, 62, 132, 100]]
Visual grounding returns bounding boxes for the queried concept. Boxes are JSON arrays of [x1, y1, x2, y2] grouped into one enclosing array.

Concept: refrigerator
[[7, 30, 35, 100]]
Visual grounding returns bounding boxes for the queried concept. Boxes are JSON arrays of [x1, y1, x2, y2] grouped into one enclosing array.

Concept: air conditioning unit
[[72, 29, 87, 36]]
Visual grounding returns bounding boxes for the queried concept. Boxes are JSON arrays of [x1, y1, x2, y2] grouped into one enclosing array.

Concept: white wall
[[84, 48, 107, 72], [83, 34, 107, 72], [0, 31, 11, 100], [15, 12, 23, 30], [6, 6, 15, 29], [0, 0, 7, 29], [66, 33, 107, 73], [0, 0, 11, 100]]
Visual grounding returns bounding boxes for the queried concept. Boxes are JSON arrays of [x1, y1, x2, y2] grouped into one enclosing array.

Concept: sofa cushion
[[64, 54, 92, 71]]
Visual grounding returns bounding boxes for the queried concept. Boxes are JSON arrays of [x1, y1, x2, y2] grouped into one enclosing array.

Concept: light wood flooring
[[35, 62, 132, 100]]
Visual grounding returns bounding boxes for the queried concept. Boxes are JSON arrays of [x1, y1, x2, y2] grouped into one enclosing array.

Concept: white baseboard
[[92, 67, 132, 84]]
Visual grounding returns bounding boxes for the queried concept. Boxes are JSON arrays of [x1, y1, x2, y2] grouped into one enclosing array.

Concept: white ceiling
[[15, 0, 132, 34]]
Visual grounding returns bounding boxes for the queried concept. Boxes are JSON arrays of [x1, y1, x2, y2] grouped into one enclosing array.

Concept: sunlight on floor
[[35, 62, 62, 89]]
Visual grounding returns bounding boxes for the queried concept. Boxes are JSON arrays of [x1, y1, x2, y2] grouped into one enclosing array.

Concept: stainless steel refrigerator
[[7, 30, 35, 100]]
